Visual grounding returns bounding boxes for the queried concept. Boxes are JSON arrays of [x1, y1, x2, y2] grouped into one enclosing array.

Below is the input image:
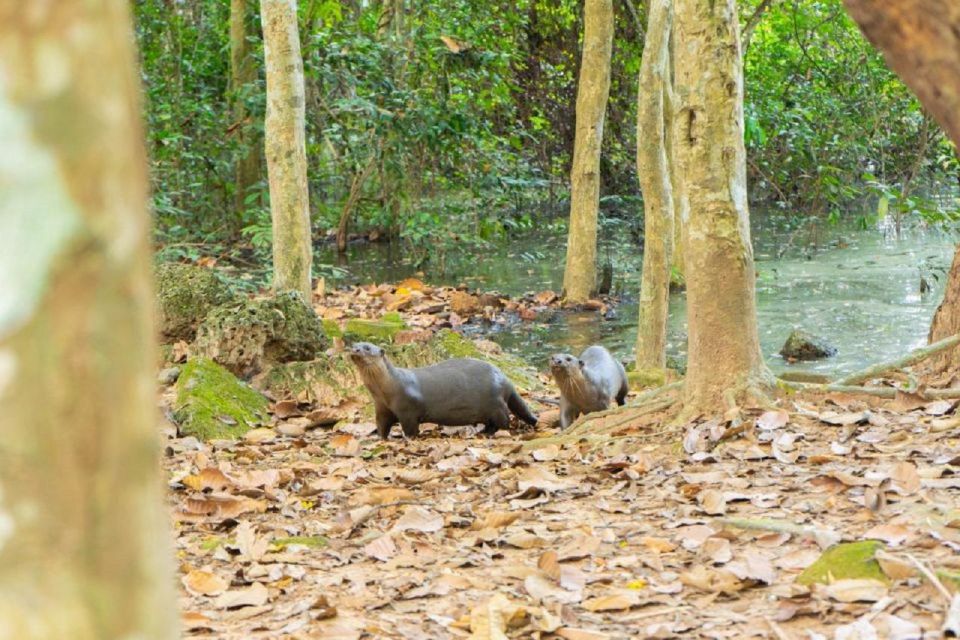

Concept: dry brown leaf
[[392, 506, 444, 533], [816, 578, 888, 603], [756, 410, 789, 431], [888, 461, 921, 495], [679, 566, 744, 594], [524, 574, 580, 604], [396, 468, 438, 485], [517, 466, 575, 493], [538, 550, 560, 580], [181, 611, 214, 631], [182, 467, 233, 492], [213, 582, 269, 609], [531, 444, 560, 461], [330, 433, 361, 457], [243, 427, 275, 444], [469, 593, 526, 640], [235, 521, 269, 562], [698, 489, 727, 515], [818, 411, 869, 426], [272, 399, 303, 418], [181, 569, 228, 596], [864, 523, 913, 546], [471, 511, 520, 531], [355, 486, 415, 506], [364, 534, 398, 562], [556, 629, 611, 640], [700, 537, 733, 564], [639, 536, 677, 554], [581, 591, 641, 612], [180, 495, 265, 520]]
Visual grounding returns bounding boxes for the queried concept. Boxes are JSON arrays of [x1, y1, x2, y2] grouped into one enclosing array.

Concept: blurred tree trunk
[[840, 0, 960, 372], [231, 0, 262, 228], [562, 0, 614, 303], [674, 0, 772, 417], [0, 2, 177, 638], [261, 0, 313, 299], [635, 0, 674, 371]]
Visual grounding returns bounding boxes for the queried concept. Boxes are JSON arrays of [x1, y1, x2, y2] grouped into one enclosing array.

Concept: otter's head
[[549, 353, 584, 382], [349, 342, 388, 372]]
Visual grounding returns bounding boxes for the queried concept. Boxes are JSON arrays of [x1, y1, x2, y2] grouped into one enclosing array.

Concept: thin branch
[[742, 0, 777, 54]]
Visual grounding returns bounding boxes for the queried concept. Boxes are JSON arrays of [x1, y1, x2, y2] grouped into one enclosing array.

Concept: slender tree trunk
[[840, 1, 960, 372], [562, 0, 614, 303], [0, 2, 177, 638], [231, 0, 262, 227], [261, 0, 313, 300], [635, 0, 675, 370], [674, 0, 772, 417]]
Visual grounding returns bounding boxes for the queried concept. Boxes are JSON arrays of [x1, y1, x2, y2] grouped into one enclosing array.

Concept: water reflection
[[317, 214, 956, 376]]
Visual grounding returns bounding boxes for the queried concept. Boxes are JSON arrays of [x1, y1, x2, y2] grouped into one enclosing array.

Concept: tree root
[[834, 333, 960, 386], [779, 380, 960, 399], [522, 382, 683, 450]]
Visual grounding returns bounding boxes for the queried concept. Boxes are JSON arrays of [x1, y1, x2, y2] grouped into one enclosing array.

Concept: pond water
[[318, 213, 957, 377]]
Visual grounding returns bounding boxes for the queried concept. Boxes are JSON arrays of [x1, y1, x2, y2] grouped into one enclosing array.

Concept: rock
[[155, 263, 236, 342], [477, 293, 504, 310], [158, 366, 181, 385], [780, 329, 837, 361], [344, 311, 407, 342], [796, 541, 887, 586], [195, 291, 327, 378], [538, 408, 561, 429], [450, 291, 480, 315], [173, 358, 270, 441]]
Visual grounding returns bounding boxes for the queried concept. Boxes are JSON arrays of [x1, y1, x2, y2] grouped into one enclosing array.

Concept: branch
[[621, 0, 645, 41], [741, 0, 777, 54], [836, 333, 960, 386]]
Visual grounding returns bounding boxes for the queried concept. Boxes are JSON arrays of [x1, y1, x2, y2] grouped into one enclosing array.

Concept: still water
[[318, 215, 956, 376]]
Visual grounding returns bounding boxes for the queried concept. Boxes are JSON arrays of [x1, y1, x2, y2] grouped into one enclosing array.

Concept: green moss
[[272, 535, 328, 550], [155, 263, 236, 341], [199, 537, 225, 552], [431, 329, 540, 390], [195, 291, 327, 377], [796, 541, 887, 586], [779, 371, 832, 384], [322, 319, 343, 338], [344, 312, 407, 341], [255, 356, 360, 408], [628, 367, 666, 389], [173, 357, 269, 440]]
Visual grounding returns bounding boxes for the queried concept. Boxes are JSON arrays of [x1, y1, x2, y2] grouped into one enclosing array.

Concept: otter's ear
[[578, 359, 585, 368]]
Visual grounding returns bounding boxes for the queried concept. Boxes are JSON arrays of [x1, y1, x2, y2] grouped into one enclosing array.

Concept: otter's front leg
[[398, 414, 421, 439], [375, 406, 397, 440], [559, 398, 580, 429]]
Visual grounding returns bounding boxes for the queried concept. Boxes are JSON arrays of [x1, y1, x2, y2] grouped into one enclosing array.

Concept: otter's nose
[[550, 355, 562, 366]]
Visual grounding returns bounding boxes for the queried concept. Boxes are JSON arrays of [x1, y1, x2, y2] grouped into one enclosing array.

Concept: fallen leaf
[[531, 444, 560, 461], [679, 566, 744, 594], [698, 489, 727, 515], [517, 466, 575, 493], [364, 534, 398, 562], [756, 410, 789, 431], [469, 593, 525, 640], [181, 569, 228, 596], [888, 461, 920, 495], [392, 506, 444, 533], [471, 511, 521, 531], [817, 579, 888, 603], [524, 574, 580, 604], [213, 582, 269, 609], [581, 591, 641, 612]]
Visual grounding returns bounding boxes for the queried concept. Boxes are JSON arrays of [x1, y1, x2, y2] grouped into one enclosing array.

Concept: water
[[318, 214, 956, 377]]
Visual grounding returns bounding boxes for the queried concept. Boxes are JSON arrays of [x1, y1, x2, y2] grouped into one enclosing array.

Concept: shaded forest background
[[140, 0, 959, 269]]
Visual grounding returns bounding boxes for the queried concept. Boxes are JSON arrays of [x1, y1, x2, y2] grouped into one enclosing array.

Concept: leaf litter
[[162, 360, 960, 637]]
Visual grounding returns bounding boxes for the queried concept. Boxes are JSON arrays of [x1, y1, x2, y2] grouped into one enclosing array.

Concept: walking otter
[[550, 346, 628, 429], [348, 342, 539, 439]]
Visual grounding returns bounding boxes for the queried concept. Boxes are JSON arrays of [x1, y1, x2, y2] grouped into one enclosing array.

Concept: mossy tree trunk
[[261, 0, 313, 300], [635, 0, 675, 371], [674, 0, 772, 417], [562, 0, 614, 303], [0, 2, 177, 637], [840, 0, 960, 373], [231, 0, 262, 227]]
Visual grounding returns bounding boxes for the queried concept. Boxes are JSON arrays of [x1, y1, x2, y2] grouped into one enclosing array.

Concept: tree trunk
[[635, 0, 675, 370], [840, 1, 960, 373], [562, 0, 614, 303], [674, 0, 772, 417], [261, 0, 313, 300], [0, 2, 177, 638], [231, 0, 262, 227]]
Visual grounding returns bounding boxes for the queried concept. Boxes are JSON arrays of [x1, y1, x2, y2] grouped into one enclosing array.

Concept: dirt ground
[[164, 380, 960, 640]]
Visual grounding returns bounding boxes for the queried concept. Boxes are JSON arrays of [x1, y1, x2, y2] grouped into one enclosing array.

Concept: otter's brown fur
[[550, 345, 628, 429], [349, 342, 538, 439]]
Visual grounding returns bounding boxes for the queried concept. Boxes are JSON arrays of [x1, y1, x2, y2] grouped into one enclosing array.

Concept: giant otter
[[550, 345, 628, 429], [348, 342, 539, 439]]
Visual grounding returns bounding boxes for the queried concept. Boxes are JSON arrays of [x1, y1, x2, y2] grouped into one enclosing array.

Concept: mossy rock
[[173, 357, 269, 441], [155, 263, 236, 342], [256, 329, 542, 409], [628, 367, 667, 389], [796, 541, 887, 586], [780, 328, 837, 361], [344, 311, 407, 341], [195, 291, 328, 378]]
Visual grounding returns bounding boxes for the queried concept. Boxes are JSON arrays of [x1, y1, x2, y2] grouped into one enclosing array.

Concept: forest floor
[[163, 374, 960, 639]]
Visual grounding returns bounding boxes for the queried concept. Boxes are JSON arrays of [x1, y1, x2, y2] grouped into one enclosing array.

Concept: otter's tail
[[507, 389, 538, 426]]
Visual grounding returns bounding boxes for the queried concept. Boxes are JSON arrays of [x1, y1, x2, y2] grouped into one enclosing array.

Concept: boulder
[[173, 358, 269, 441], [780, 329, 837, 361], [155, 263, 236, 342], [195, 291, 327, 378]]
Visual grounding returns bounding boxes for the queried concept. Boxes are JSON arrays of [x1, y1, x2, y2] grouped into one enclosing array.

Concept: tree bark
[[841, 1, 960, 373], [674, 0, 772, 417], [562, 0, 614, 303], [231, 0, 262, 226], [261, 0, 313, 300], [0, 2, 177, 638], [635, 0, 675, 370]]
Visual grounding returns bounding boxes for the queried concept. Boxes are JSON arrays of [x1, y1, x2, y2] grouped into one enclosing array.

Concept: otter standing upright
[[349, 342, 538, 439], [550, 345, 628, 429]]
